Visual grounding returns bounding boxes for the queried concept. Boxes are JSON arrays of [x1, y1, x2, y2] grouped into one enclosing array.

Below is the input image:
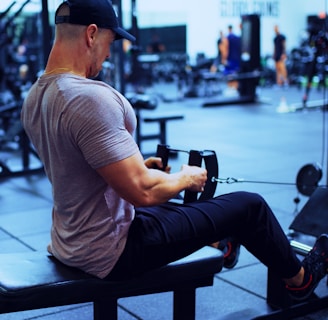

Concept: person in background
[[273, 25, 288, 87], [224, 25, 241, 89], [146, 32, 165, 54], [210, 30, 228, 73], [225, 25, 241, 74], [21, 0, 328, 306]]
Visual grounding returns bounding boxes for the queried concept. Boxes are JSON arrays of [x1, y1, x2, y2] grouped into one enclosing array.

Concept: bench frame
[[135, 109, 184, 148], [126, 94, 184, 153], [0, 246, 222, 320]]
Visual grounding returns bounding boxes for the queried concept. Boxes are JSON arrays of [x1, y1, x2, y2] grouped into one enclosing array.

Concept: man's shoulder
[[59, 76, 113, 96]]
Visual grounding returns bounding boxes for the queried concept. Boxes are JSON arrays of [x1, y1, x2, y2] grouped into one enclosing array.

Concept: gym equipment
[[127, 94, 184, 154], [0, 1, 47, 180], [290, 187, 328, 237], [295, 15, 328, 108], [40, 0, 52, 68], [0, 137, 222, 320], [155, 144, 218, 202], [296, 163, 323, 196], [0, 129, 44, 179], [0, 247, 223, 320], [156, 145, 328, 318], [0, 92, 43, 179], [0, 0, 31, 46]]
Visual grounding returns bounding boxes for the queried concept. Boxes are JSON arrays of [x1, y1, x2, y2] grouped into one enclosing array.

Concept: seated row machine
[[0, 145, 222, 320]]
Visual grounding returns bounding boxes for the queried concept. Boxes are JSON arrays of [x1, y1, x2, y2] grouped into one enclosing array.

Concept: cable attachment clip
[[211, 177, 244, 184]]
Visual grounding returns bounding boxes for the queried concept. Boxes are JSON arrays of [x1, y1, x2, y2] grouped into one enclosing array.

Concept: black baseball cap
[[55, 0, 135, 42]]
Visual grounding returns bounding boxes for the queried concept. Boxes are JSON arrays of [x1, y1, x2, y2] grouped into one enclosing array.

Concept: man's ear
[[86, 24, 98, 47]]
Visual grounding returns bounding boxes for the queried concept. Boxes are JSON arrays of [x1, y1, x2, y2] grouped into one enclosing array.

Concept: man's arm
[[96, 151, 207, 207]]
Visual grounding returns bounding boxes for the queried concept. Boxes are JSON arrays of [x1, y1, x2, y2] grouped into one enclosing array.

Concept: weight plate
[[296, 163, 322, 196]]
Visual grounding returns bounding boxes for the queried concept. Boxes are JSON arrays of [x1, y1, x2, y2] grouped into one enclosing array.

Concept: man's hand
[[144, 157, 171, 173], [181, 165, 207, 192]]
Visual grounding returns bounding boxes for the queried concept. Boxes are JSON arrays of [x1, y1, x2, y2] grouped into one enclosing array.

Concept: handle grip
[[155, 144, 170, 171], [184, 150, 218, 203]]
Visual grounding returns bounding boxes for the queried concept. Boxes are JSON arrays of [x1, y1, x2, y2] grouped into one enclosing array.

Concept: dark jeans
[[106, 191, 301, 280]]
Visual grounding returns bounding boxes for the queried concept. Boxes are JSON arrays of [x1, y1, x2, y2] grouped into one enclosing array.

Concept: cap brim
[[113, 27, 136, 42]]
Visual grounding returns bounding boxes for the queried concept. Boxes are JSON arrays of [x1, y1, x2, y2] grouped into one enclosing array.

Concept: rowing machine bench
[[142, 114, 184, 145], [0, 246, 223, 320]]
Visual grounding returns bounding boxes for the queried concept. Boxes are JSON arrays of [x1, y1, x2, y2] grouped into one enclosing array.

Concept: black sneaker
[[286, 234, 328, 301], [218, 237, 241, 269]]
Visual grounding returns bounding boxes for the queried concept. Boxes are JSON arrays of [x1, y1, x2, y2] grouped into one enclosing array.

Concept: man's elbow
[[128, 190, 156, 208]]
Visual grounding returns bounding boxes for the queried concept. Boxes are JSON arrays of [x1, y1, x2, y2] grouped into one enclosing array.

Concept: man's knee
[[231, 191, 264, 202]]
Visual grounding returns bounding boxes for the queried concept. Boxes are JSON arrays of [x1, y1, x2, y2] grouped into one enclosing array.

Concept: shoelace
[[303, 250, 328, 277]]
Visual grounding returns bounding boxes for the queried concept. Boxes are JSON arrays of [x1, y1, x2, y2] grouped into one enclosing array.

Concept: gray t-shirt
[[21, 74, 139, 278]]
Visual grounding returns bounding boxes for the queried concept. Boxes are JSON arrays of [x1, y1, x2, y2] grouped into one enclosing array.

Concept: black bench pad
[[0, 246, 223, 314], [143, 115, 184, 123]]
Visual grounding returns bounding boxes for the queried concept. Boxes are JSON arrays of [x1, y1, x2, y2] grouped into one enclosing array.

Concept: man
[[21, 0, 328, 303], [224, 25, 241, 89], [210, 30, 228, 73], [225, 25, 241, 74], [273, 25, 288, 86], [146, 32, 165, 53]]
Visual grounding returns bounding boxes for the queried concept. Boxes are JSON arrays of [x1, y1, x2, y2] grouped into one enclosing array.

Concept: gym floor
[[1, 80, 328, 319]]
